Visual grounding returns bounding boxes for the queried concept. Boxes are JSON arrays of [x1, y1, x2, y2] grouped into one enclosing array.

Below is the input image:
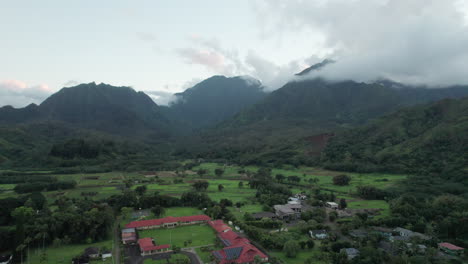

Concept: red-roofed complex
[[125, 215, 211, 230], [209, 220, 232, 233], [121, 228, 137, 245], [210, 220, 268, 263], [438, 242, 465, 256], [138, 238, 171, 256]]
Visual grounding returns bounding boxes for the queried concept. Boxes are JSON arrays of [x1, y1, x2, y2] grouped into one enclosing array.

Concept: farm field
[[28, 240, 112, 264], [138, 224, 217, 248]]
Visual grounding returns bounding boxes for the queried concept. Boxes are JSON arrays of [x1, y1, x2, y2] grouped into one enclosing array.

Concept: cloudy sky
[[1, 0, 468, 107]]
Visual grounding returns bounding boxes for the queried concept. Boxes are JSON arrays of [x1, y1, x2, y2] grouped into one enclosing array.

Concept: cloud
[[177, 48, 227, 73], [0, 80, 53, 108], [253, 0, 468, 87], [145, 90, 179, 106], [136, 32, 157, 42], [177, 36, 306, 90]]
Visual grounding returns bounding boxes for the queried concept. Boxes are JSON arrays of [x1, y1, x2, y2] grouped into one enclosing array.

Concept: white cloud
[[0, 80, 52, 108], [253, 0, 468, 87]]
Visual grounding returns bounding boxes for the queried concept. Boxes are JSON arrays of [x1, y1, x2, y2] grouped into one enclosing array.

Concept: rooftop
[[439, 242, 464, 251], [126, 214, 211, 228], [138, 238, 170, 252]]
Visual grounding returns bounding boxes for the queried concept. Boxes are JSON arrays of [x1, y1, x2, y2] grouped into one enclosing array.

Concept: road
[[113, 217, 122, 264]]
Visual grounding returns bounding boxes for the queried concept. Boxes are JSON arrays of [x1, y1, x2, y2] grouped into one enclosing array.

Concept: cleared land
[[28, 240, 112, 264], [138, 224, 217, 248]]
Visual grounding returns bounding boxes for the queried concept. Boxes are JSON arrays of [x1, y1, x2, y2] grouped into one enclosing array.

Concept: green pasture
[[138, 224, 217, 248], [163, 207, 203, 217], [28, 240, 112, 264]]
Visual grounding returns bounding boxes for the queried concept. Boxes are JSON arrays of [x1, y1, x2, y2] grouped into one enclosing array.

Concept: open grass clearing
[[28, 240, 112, 264], [163, 207, 203, 217], [138, 224, 217, 248]]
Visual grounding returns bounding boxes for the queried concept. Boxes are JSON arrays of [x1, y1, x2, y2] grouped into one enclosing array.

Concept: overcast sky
[[1, 0, 468, 107]]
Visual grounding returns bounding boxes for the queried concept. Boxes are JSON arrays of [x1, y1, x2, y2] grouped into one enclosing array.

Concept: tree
[[197, 169, 208, 177], [215, 168, 224, 177], [121, 207, 133, 220], [11, 206, 34, 251], [135, 185, 147, 196], [306, 239, 315, 249], [192, 181, 209, 191], [283, 240, 300, 258], [218, 184, 224, 192], [275, 174, 285, 183], [339, 198, 347, 209], [333, 175, 351, 186], [238, 181, 244, 188], [151, 205, 165, 218]]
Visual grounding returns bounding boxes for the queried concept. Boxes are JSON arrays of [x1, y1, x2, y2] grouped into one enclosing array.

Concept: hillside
[[162, 75, 266, 131], [185, 80, 468, 166], [321, 97, 468, 177], [0, 82, 170, 138]]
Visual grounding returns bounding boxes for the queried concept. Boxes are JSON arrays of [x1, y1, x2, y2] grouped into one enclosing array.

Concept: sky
[[1, 0, 468, 107]]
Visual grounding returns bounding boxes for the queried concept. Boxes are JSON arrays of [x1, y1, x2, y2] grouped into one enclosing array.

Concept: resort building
[[121, 227, 137, 244], [138, 238, 171, 256], [125, 215, 211, 230]]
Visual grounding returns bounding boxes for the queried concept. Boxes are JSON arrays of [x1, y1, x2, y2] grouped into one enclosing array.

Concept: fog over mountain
[[255, 0, 468, 87]]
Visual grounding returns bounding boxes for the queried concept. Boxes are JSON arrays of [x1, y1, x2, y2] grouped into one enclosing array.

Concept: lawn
[[270, 241, 326, 264], [138, 224, 217, 248], [28, 240, 112, 264], [347, 199, 390, 218], [143, 253, 190, 263], [0, 184, 15, 190], [228, 204, 264, 220]]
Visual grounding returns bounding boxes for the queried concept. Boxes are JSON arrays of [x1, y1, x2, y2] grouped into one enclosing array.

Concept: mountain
[[187, 79, 468, 166], [321, 97, 468, 178], [0, 82, 170, 138], [295, 59, 334, 76], [162, 75, 266, 131]]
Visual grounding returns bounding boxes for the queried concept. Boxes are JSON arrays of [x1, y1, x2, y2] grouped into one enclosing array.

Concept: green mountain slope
[[321, 97, 468, 176], [162, 75, 266, 131], [0, 82, 170, 138]]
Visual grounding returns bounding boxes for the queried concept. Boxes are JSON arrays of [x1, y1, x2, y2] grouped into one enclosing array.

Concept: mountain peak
[[295, 59, 335, 76]]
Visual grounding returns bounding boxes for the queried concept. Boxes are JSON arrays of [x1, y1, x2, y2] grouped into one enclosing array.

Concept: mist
[[255, 0, 468, 87]]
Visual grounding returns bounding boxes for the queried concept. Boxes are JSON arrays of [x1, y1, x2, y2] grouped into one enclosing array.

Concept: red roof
[[211, 220, 268, 264], [209, 220, 232, 233], [218, 230, 250, 246], [138, 238, 170, 252], [126, 215, 210, 228], [213, 243, 267, 264], [439, 242, 465, 251]]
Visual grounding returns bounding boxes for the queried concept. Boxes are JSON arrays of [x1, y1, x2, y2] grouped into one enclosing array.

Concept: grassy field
[[143, 253, 190, 263], [138, 224, 217, 248], [28, 240, 112, 264], [228, 203, 264, 219]]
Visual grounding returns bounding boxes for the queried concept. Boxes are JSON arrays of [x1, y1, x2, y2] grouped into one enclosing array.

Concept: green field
[[139, 224, 217, 248], [28, 240, 112, 264]]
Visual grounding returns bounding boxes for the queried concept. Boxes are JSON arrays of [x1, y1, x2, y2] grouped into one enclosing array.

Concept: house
[[393, 227, 430, 240], [126, 215, 211, 230], [406, 243, 427, 254], [138, 238, 171, 256], [218, 230, 250, 247], [349, 229, 368, 239], [213, 243, 268, 264], [251, 212, 277, 220], [438, 242, 465, 256], [83, 247, 100, 259], [122, 227, 137, 244], [274, 204, 302, 220], [341, 248, 360, 260], [72, 255, 90, 264], [210, 220, 268, 264], [0, 255, 12, 264], [209, 220, 232, 233], [309, 230, 328, 240], [326, 202, 339, 209], [101, 251, 112, 260], [371, 227, 393, 238]]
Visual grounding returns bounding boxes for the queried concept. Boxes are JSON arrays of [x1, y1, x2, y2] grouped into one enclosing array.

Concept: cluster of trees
[[14, 180, 76, 194], [333, 174, 351, 186]]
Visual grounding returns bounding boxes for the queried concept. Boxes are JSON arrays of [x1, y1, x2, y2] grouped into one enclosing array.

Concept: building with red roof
[[209, 220, 268, 264], [121, 228, 137, 245], [138, 238, 171, 256], [125, 215, 211, 230], [209, 220, 232, 233], [438, 242, 465, 256]]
